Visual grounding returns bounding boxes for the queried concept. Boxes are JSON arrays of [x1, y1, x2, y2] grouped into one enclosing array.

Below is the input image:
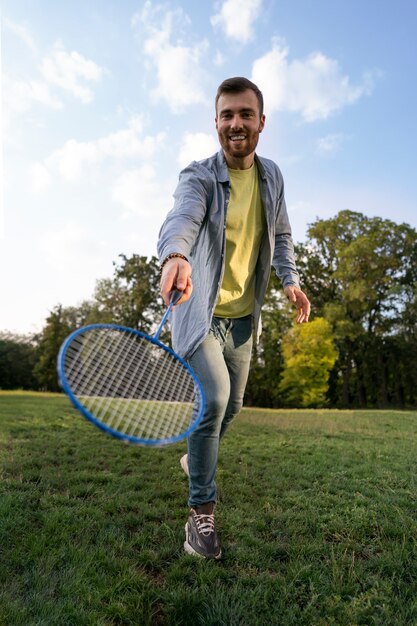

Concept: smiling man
[[158, 77, 310, 559], [216, 86, 265, 169]]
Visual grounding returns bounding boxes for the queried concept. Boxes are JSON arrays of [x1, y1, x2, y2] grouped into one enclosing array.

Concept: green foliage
[[93, 254, 163, 332], [33, 305, 87, 391], [297, 210, 417, 327], [296, 210, 417, 408], [0, 334, 37, 390], [278, 317, 338, 407], [245, 272, 293, 407]]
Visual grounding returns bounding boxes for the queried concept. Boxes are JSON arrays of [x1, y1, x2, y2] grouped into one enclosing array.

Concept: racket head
[[57, 323, 205, 446]]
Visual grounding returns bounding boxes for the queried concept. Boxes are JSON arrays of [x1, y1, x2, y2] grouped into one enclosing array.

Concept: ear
[[259, 114, 266, 133]]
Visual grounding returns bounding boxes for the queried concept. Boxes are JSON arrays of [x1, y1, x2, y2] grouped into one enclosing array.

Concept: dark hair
[[215, 77, 264, 118]]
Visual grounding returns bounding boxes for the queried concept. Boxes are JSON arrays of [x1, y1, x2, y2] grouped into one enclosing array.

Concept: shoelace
[[193, 513, 215, 537]]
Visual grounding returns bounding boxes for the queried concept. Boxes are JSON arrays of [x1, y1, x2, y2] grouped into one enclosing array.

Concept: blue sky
[[1, 0, 416, 334]]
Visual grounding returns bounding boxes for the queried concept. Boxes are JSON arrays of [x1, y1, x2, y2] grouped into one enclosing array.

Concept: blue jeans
[[187, 316, 253, 506]]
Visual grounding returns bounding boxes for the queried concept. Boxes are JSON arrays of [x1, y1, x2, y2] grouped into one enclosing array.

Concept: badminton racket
[[57, 290, 204, 446]]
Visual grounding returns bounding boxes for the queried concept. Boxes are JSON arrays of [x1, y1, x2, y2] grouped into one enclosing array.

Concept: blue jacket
[[157, 150, 300, 359]]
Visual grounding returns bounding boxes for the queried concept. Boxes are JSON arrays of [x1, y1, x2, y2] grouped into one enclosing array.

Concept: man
[[158, 77, 310, 560]]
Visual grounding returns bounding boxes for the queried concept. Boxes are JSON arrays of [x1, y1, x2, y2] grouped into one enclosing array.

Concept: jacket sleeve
[[157, 162, 212, 264], [272, 168, 301, 288]]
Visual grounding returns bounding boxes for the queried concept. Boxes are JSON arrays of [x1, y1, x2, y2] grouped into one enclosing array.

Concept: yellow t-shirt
[[214, 163, 266, 318]]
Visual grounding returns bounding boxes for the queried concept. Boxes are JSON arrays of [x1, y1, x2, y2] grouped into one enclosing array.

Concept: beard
[[217, 129, 260, 160]]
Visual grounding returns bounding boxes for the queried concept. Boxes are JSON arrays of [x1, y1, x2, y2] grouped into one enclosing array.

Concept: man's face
[[215, 89, 265, 167]]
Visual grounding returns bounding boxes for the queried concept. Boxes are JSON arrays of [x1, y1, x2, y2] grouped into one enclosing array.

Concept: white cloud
[[211, 0, 262, 44], [132, 1, 209, 112], [29, 162, 52, 193], [32, 117, 166, 185], [178, 132, 218, 168], [111, 164, 172, 219], [3, 17, 37, 52], [39, 221, 108, 273], [48, 139, 98, 182], [316, 133, 348, 155], [111, 163, 177, 259], [40, 43, 105, 104], [214, 50, 226, 66], [252, 38, 376, 122], [3, 41, 104, 130], [2, 72, 63, 130]]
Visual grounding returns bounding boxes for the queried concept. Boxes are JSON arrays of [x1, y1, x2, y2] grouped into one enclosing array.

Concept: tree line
[[2, 210, 416, 408]]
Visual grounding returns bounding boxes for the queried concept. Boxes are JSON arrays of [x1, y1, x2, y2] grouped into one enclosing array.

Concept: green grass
[[0, 392, 416, 625]]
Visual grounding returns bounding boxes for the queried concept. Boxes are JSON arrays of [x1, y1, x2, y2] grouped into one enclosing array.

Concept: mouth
[[229, 134, 246, 142]]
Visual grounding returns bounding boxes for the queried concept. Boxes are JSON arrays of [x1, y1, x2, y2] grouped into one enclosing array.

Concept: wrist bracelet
[[160, 253, 189, 274]]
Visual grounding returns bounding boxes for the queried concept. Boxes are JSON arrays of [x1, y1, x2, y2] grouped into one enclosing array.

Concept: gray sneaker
[[184, 503, 221, 560]]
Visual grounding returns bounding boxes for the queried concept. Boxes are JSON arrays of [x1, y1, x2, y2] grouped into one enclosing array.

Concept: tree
[[384, 283, 417, 407], [0, 333, 37, 389], [245, 272, 294, 407], [93, 255, 163, 332], [296, 210, 417, 407], [278, 317, 338, 407], [33, 304, 95, 391]]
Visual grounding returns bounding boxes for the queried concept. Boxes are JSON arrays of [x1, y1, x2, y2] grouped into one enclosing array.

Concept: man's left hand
[[284, 285, 311, 324]]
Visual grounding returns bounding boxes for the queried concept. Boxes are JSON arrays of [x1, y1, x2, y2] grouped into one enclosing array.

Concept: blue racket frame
[[57, 293, 205, 446]]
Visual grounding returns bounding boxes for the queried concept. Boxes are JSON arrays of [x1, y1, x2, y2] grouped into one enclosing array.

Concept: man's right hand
[[160, 257, 192, 307]]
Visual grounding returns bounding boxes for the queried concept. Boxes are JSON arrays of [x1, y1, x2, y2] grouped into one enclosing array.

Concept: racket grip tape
[[170, 289, 183, 305]]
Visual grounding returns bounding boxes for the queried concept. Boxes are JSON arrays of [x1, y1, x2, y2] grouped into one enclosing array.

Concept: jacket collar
[[215, 150, 267, 182], [215, 151, 229, 183]]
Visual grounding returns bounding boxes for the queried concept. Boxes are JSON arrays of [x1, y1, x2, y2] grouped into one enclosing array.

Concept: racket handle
[[170, 289, 183, 305], [153, 289, 184, 340]]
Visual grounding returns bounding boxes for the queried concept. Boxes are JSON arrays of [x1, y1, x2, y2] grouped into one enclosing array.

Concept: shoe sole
[[183, 523, 222, 560], [180, 455, 189, 477]]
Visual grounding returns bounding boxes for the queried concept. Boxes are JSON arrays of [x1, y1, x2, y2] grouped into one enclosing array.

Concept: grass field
[[0, 392, 416, 625]]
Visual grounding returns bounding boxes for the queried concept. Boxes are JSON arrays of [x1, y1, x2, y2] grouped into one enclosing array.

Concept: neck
[[224, 152, 255, 170]]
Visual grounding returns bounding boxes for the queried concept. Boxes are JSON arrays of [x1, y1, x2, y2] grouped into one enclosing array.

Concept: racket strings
[[63, 327, 200, 443], [92, 332, 151, 424]]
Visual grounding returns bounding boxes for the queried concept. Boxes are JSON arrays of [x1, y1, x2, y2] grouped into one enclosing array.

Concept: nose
[[230, 114, 243, 130]]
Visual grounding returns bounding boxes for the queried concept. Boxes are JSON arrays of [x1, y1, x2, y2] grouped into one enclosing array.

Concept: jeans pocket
[[210, 317, 228, 345]]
